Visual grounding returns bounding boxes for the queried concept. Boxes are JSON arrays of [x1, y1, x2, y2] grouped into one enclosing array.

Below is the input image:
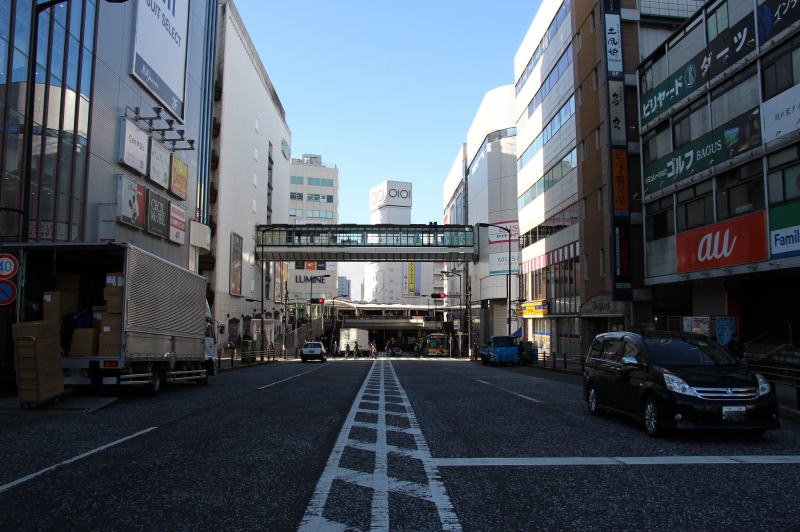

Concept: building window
[[645, 196, 675, 241], [517, 149, 577, 210], [672, 99, 710, 149], [716, 161, 763, 220], [576, 31, 581, 51], [252, 200, 257, 213], [597, 186, 604, 211], [289, 209, 302, 217], [578, 85, 583, 105], [676, 180, 713, 231], [642, 122, 671, 165], [668, 18, 704, 72], [253, 173, 258, 187], [768, 145, 800, 204], [762, 34, 800, 101], [517, 96, 575, 171], [290, 176, 304, 185], [519, 202, 579, 248], [290, 192, 303, 200], [711, 66, 758, 127], [307, 177, 334, 187], [584, 253, 589, 280], [255, 118, 260, 131], [515, 0, 572, 95], [590, 10, 595, 31]]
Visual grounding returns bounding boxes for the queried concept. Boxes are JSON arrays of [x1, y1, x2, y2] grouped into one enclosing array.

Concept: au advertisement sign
[[132, 0, 190, 118], [116, 175, 146, 229], [676, 211, 767, 273], [770, 201, 800, 258], [641, 12, 755, 125], [146, 190, 169, 238], [643, 108, 761, 195], [119, 119, 148, 174]]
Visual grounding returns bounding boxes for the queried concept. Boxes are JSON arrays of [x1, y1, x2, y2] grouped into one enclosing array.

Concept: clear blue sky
[[236, 0, 541, 224]]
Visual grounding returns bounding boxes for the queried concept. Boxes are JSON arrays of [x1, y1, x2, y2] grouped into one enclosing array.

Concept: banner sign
[[170, 154, 189, 200], [770, 201, 800, 258], [676, 211, 767, 273], [169, 203, 186, 244], [608, 81, 626, 146], [119, 118, 148, 175], [762, 82, 800, 143], [612, 149, 629, 215], [604, 14, 623, 79], [132, 0, 190, 118], [643, 107, 761, 195], [230, 232, 243, 296], [149, 139, 171, 189], [758, 0, 800, 44], [641, 13, 755, 126], [489, 252, 520, 275], [116, 175, 146, 229], [486, 221, 519, 244], [407, 262, 415, 296], [146, 190, 169, 238]]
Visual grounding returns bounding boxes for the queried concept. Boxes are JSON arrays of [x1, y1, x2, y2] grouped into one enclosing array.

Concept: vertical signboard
[[132, 0, 190, 119], [146, 190, 169, 238], [407, 262, 416, 296], [169, 203, 186, 244], [149, 139, 171, 189], [116, 175, 146, 229], [230, 233, 243, 296], [170, 154, 189, 200]]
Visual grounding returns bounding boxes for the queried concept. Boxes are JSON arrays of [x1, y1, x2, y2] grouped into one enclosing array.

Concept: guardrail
[[746, 356, 800, 410]]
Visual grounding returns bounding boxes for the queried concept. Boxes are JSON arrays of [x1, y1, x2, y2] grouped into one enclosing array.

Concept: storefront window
[[716, 161, 764, 219]]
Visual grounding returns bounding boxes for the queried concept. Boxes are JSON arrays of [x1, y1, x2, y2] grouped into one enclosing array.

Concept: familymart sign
[[643, 108, 760, 195]]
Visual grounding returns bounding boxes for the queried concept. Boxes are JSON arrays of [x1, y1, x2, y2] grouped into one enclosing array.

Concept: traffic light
[[309, 297, 324, 304], [430, 293, 446, 299]]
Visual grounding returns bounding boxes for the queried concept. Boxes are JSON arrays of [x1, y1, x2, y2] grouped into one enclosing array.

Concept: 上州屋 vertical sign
[[132, 0, 190, 119], [600, 0, 631, 301]]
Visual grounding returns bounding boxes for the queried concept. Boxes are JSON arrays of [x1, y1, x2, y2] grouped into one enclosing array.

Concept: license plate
[[722, 405, 746, 421]]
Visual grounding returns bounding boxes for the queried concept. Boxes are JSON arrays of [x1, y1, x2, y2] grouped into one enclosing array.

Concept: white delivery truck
[[339, 328, 369, 356], [9, 242, 216, 393]]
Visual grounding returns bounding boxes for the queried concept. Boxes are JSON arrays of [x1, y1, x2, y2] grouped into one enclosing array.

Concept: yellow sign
[[516, 300, 548, 317], [170, 155, 189, 200], [407, 262, 415, 296]]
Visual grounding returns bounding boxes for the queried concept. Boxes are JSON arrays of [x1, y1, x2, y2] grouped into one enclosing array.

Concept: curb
[[218, 359, 281, 372]]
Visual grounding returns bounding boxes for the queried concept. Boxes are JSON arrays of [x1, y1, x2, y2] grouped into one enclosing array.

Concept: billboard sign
[[116, 175, 146, 229], [230, 232, 243, 296], [762, 82, 800, 143], [369, 180, 412, 211], [486, 221, 519, 244], [132, 0, 190, 118], [170, 154, 189, 200], [676, 211, 767, 272], [149, 139, 171, 189], [146, 190, 169, 238], [119, 118, 148, 175], [489, 252, 520, 275], [169, 203, 186, 244], [770, 201, 800, 258]]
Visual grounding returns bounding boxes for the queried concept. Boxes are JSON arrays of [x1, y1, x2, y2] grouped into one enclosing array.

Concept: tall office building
[[443, 86, 519, 343], [203, 0, 291, 348], [364, 181, 443, 304], [337, 276, 351, 298], [287, 154, 339, 304], [0, 0, 218, 392]]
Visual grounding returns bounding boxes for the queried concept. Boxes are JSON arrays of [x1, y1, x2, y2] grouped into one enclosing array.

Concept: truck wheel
[[148, 367, 164, 395]]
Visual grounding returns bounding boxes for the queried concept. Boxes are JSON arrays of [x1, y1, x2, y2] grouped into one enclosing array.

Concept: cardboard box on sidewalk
[[70, 328, 98, 356], [12, 320, 64, 402]]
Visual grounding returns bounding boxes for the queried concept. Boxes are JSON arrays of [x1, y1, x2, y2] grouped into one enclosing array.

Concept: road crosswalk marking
[[299, 360, 462, 531]]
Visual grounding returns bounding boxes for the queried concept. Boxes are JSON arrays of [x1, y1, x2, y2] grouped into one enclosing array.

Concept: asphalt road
[[1, 358, 799, 531]]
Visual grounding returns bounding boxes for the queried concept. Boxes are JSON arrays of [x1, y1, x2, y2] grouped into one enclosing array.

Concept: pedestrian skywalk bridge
[[255, 223, 476, 262]]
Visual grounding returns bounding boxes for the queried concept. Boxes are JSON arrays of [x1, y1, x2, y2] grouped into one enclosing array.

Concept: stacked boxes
[[12, 321, 64, 402], [43, 291, 78, 324], [70, 328, 98, 356], [99, 272, 123, 357]]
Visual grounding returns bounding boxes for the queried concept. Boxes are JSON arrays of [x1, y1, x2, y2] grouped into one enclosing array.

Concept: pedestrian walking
[[345, 343, 351, 359], [354, 341, 359, 358], [371, 343, 377, 360]]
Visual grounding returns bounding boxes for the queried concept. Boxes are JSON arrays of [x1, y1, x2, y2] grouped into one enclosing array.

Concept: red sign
[[0, 254, 19, 279], [0, 279, 17, 305], [305, 261, 316, 270], [676, 211, 767, 273]]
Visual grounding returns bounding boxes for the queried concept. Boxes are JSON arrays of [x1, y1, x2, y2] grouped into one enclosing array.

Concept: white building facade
[[204, 0, 291, 347], [364, 181, 443, 304], [287, 155, 339, 307], [443, 86, 520, 344]]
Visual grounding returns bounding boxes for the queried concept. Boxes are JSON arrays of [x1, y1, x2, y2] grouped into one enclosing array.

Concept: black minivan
[[583, 332, 779, 437]]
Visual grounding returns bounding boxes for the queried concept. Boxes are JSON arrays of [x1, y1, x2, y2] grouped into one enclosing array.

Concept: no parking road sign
[[0, 279, 17, 306], [0, 253, 18, 280]]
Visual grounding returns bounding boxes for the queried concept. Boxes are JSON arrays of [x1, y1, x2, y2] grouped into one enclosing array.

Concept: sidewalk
[[216, 351, 287, 372]]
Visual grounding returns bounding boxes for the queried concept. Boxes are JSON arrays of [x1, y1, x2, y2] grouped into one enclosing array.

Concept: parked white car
[[301, 342, 327, 363]]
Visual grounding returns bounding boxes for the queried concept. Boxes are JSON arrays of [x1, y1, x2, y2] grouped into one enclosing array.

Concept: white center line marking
[[0, 426, 158, 494], [257, 365, 326, 389], [475, 379, 543, 403], [434, 455, 800, 467]]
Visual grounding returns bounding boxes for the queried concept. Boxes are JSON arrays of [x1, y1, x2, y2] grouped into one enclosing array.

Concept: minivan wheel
[[587, 386, 601, 416], [643, 399, 666, 437]]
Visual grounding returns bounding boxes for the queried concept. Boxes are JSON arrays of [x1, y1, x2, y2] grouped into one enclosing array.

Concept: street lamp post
[[478, 222, 513, 336], [441, 269, 463, 356], [21, 0, 130, 241]]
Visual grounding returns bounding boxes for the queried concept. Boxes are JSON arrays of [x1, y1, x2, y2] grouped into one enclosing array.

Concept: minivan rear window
[[644, 336, 737, 367], [493, 337, 517, 347]]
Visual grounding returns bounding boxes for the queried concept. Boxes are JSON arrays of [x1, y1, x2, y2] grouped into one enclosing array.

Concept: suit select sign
[[676, 211, 767, 273], [132, 0, 190, 118]]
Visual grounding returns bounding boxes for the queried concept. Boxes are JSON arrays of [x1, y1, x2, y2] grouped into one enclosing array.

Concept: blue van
[[480, 336, 520, 365]]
